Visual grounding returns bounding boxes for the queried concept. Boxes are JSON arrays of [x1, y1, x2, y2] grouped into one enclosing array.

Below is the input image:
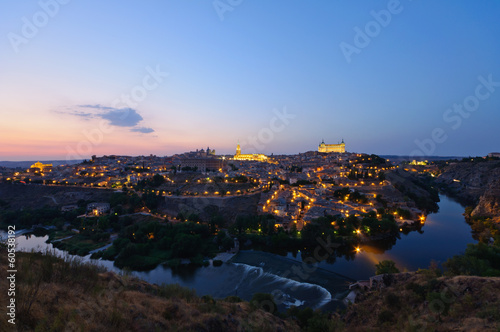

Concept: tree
[[151, 174, 165, 187], [375, 260, 400, 275], [378, 171, 386, 181], [187, 213, 200, 222]]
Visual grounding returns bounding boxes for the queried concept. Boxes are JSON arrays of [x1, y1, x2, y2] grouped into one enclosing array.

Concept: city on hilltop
[[1, 139, 437, 232]]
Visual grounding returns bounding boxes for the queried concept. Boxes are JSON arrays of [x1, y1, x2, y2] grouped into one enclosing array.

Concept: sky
[[1, 0, 499, 161]]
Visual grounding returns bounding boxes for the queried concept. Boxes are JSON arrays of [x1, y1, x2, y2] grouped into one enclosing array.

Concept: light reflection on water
[[297, 195, 476, 280]]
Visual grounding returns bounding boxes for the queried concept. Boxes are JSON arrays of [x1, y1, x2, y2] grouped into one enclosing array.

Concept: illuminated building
[[409, 160, 428, 165], [318, 139, 345, 153], [28, 162, 53, 173], [233, 143, 268, 162], [87, 202, 110, 216]]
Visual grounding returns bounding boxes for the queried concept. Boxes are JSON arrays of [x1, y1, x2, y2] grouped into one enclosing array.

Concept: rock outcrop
[[437, 160, 500, 223], [471, 180, 500, 223]]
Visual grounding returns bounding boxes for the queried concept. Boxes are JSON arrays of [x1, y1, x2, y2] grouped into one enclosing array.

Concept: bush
[[375, 260, 400, 275], [156, 284, 197, 302], [385, 293, 400, 309], [287, 306, 314, 327], [378, 310, 394, 324], [201, 295, 216, 305], [427, 292, 450, 315], [166, 258, 180, 268], [251, 293, 277, 314], [224, 296, 243, 303], [443, 243, 500, 276], [405, 282, 426, 300]]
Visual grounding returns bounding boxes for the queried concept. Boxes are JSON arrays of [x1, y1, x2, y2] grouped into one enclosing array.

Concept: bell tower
[[236, 142, 241, 155]]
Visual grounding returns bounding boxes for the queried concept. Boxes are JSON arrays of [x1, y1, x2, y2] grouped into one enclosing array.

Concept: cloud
[[77, 104, 115, 110], [71, 111, 94, 119], [130, 127, 155, 134], [54, 109, 94, 119], [98, 108, 143, 127], [58, 104, 154, 134]]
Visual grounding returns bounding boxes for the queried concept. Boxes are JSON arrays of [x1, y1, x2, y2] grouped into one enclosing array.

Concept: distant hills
[[0, 160, 83, 169], [0, 155, 471, 169], [380, 155, 465, 162]]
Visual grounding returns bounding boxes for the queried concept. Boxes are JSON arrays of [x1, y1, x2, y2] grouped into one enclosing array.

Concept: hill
[[3, 247, 500, 331], [0, 248, 300, 332], [0, 183, 114, 210], [436, 159, 500, 224]]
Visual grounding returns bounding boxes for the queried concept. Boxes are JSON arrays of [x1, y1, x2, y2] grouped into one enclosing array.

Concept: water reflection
[[3, 195, 476, 309]]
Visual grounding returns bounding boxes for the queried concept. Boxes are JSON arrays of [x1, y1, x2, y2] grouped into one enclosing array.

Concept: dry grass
[[0, 247, 300, 331], [3, 247, 499, 331], [342, 272, 500, 332]]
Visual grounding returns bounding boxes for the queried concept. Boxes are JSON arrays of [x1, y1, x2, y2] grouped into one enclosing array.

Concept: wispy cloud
[[130, 127, 155, 134], [57, 104, 155, 134], [77, 104, 115, 110]]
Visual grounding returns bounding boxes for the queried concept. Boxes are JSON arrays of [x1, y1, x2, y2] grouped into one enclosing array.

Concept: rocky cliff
[[437, 160, 500, 223]]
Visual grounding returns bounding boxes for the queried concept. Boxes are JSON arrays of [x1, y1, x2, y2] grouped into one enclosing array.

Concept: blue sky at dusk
[[1, 0, 499, 160]]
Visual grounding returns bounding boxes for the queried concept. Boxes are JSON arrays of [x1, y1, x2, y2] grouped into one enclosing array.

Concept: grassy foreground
[[0, 248, 299, 332], [2, 247, 500, 331]]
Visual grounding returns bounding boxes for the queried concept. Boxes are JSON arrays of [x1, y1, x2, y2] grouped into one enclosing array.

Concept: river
[[2, 194, 475, 311]]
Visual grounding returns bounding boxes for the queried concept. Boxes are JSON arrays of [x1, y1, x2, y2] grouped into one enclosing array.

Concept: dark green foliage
[[0, 206, 70, 229], [444, 242, 500, 277], [427, 292, 451, 315], [395, 207, 411, 219], [333, 187, 367, 204], [187, 213, 200, 222], [109, 192, 127, 207], [201, 295, 216, 305], [287, 306, 314, 327], [375, 260, 400, 275], [216, 231, 234, 251], [406, 282, 426, 300], [224, 296, 243, 303], [141, 192, 161, 210], [251, 293, 277, 314], [385, 293, 400, 309], [378, 310, 394, 324], [110, 221, 216, 270], [172, 234, 202, 258], [287, 306, 342, 331], [378, 171, 386, 181], [155, 283, 197, 302], [151, 174, 165, 187]]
